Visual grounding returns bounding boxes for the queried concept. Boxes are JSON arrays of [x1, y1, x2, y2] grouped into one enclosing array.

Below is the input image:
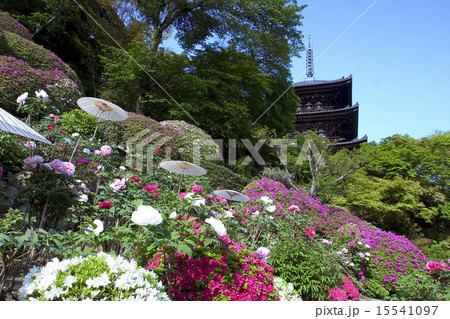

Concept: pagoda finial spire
[[306, 35, 314, 80]]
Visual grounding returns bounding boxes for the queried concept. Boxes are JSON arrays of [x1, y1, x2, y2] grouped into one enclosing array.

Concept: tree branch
[[32, 0, 65, 38]]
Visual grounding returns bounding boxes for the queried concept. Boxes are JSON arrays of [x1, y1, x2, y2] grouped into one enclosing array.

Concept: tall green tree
[[1, 0, 145, 95], [331, 133, 450, 239]]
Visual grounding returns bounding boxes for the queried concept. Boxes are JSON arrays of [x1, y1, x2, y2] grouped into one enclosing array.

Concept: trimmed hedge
[[0, 30, 80, 85], [0, 12, 32, 40], [201, 161, 250, 192]]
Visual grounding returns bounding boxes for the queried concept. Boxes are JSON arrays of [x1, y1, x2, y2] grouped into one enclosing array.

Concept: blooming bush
[[273, 277, 302, 301], [0, 56, 80, 114], [327, 275, 360, 301], [148, 236, 278, 301], [0, 30, 80, 84], [19, 252, 170, 301], [160, 120, 220, 161], [0, 12, 32, 40]]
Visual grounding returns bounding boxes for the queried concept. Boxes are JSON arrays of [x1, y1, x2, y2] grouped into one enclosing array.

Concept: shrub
[[362, 230, 428, 297], [19, 252, 170, 301], [61, 109, 103, 138], [160, 120, 220, 161], [327, 275, 360, 301], [390, 269, 445, 301], [0, 12, 32, 40], [0, 56, 80, 114], [0, 31, 79, 85], [201, 161, 249, 191], [273, 277, 302, 301], [148, 235, 278, 301], [269, 237, 344, 300], [106, 112, 178, 153]]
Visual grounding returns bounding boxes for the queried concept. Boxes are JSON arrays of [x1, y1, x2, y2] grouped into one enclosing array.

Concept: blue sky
[[293, 0, 450, 143], [163, 0, 450, 143]]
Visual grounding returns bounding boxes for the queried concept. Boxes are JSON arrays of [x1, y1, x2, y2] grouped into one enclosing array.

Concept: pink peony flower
[[288, 205, 301, 212], [99, 202, 114, 209], [47, 124, 55, 131], [65, 162, 76, 176], [49, 159, 67, 175], [23, 155, 44, 170], [144, 184, 158, 192], [94, 150, 102, 155], [179, 192, 189, 200], [54, 117, 60, 122], [426, 260, 450, 275], [304, 228, 316, 238], [156, 147, 162, 154], [192, 184, 203, 193], [100, 145, 112, 156], [49, 114, 55, 117], [110, 178, 127, 192]]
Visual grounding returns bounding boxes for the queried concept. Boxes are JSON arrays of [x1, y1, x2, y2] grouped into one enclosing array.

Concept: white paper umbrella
[[159, 161, 207, 176], [213, 190, 250, 202], [77, 97, 128, 121], [0, 107, 51, 144]]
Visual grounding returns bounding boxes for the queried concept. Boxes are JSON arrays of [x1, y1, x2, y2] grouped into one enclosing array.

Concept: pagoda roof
[[332, 135, 368, 150], [296, 103, 359, 115], [293, 75, 352, 88]]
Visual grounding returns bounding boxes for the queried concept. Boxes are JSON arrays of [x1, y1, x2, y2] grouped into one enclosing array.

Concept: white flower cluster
[[273, 277, 302, 301], [19, 252, 170, 301]]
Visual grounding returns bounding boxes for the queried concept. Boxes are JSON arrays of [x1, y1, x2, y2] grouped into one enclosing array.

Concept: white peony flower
[[35, 89, 49, 99], [83, 148, 91, 155], [169, 211, 177, 219], [17, 92, 28, 105], [72, 132, 80, 137], [86, 220, 103, 236], [131, 205, 163, 226], [252, 210, 261, 218], [224, 210, 234, 218], [260, 196, 273, 204], [78, 194, 89, 202], [119, 166, 126, 171], [265, 205, 276, 213], [205, 217, 227, 236]]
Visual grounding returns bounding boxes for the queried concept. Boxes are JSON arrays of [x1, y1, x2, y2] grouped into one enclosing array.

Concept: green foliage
[[391, 269, 446, 301], [0, 131, 28, 170], [160, 120, 219, 161], [269, 237, 344, 300], [61, 109, 103, 138], [200, 161, 250, 192]]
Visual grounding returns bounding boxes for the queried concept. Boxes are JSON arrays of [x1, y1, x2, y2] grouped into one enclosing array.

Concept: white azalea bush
[[19, 252, 170, 301], [273, 277, 302, 301]]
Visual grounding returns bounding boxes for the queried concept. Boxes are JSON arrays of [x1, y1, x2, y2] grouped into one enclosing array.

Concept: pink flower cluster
[[148, 236, 278, 301], [94, 145, 111, 157], [426, 260, 450, 276], [143, 184, 160, 198], [328, 275, 360, 301], [189, 183, 203, 193], [23, 156, 75, 176]]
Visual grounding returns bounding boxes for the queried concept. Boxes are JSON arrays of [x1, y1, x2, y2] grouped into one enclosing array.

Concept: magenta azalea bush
[[0, 31, 79, 84], [327, 275, 360, 301], [0, 55, 81, 113], [148, 235, 278, 301], [242, 179, 433, 299], [0, 12, 32, 40]]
